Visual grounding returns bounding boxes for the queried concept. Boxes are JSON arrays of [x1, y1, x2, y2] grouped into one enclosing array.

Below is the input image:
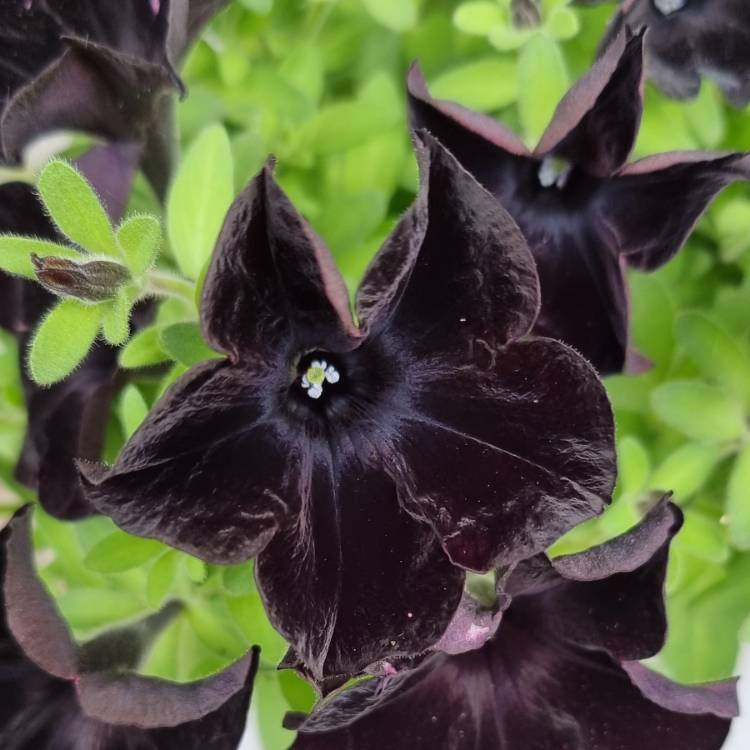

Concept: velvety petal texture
[[0, 143, 143, 520], [594, 0, 750, 107], [82, 135, 615, 681], [408, 30, 750, 374], [0, 0, 228, 197], [0, 506, 258, 749], [290, 501, 738, 749]]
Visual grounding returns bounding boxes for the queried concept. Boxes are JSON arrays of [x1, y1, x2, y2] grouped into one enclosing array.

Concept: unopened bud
[[31, 254, 131, 302]]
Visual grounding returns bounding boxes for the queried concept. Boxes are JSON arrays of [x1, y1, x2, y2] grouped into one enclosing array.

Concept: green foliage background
[[2, 0, 750, 746]]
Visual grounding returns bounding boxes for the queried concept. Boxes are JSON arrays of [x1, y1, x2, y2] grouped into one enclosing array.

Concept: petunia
[[79, 133, 616, 682], [0, 505, 258, 749], [0, 0, 229, 198], [579, 0, 750, 107], [0, 143, 145, 520], [408, 30, 750, 375], [288, 500, 738, 750]]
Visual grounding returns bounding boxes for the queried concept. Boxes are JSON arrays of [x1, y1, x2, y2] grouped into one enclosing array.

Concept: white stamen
[[301, 361, 341, 399], [654, 0, 686, 15], [307, 383, 323, 399], [325, 365, 340, 384], [538, 156, 571, 190]]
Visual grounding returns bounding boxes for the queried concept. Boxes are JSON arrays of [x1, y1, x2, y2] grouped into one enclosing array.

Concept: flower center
[[300, 358, 341, 400], [654, 0, 686, 15], [538, 156, 571, 190]]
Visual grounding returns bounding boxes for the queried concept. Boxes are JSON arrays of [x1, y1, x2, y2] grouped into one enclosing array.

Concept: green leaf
[[649, 443, 722, 502], [184, 555, 207, 583], [727, 442, 750, 550], [517, 34, 569, 144], [146, 551, 179, 609], [674, 510, 729, 564], [222, 563, 254, 596], [684, 81, 725, 149], [546, 7, 580, 40], [629, 273, 675, 370], [167, 125, 234, 280], [57, 588, 146, 631], [118, 384, 149, 440], [430, 57, 518, 112], [37, 160, 118, 256], [85, 531, 166, 573], [676, 311, 750, 406], [0, 236, 81, 278], [362, 0, 417, 32], [28, 299, 103, 385], [487, 23, 532, 52], [117, 215, 161, 276], [119, 326, 170, 369], [100, 290, 131, 346], [453, 2, 504, 36], [159, 322, 221, 367], [186, 603, 247, 657], [615, 435, 650, 496], [650, 381, 746, 442], [715, 198, 750, 263]]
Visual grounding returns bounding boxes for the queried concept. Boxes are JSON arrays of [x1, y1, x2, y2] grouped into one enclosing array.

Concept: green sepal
[[28, 299, 103, 385], [119, 326, 170, 369], [159, 321, 222, 367], [117, 215, 162, 277], [0, 236, 82, 278], [37, 160, 118, 256]]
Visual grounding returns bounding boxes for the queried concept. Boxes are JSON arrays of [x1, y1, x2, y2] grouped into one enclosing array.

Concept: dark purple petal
[[81, 360, 294, 564], [202, 162, 360, 363], [506, 500, 681, 661], [535, 29, 644, 177], [2, 507, 78, 680], [256, 459, 464, 682], [395, 338, 615, 571], [601, 152, 750, 269], [360, 132, 539, 360]]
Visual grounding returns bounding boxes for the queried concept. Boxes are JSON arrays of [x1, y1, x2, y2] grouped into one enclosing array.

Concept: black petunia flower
[[289, 500, 738, 750], [0, 505, 259, 749], [408, 30, 750, 375], [0, 0, 228, 198], [79, 134, 616, 682], [580, 0, 750, 107], [0, 143, 145, 520]]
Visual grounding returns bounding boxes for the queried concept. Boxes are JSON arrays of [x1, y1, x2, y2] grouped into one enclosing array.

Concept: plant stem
[[145, 269, 196, 307]]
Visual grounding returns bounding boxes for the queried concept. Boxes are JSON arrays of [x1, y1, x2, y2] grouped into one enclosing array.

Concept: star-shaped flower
[[79, 134, 616, 683], [289, 500, 738, 750], [581, 0, 750, 106], [408, 30, 750, 375], [0, 0, 229, 198], [0, 143, 147, 520], [0, 506, 259, 749]]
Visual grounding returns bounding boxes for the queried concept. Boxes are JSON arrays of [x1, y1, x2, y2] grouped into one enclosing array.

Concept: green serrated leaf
[[37, 160, 117, 256], [167, 124, 234, 280], [453, 2, 504, 36], [0, 236, 82, 278], [28, 299, 103, 385], [430, 57, 518, 112], [517, 34, 569, 144], [159, 322, 221, 367], [649, 443, 722, 502], [676, 311, 750, 406], [101, 290, 131, 346], [727, 442, 750, 550], [650, 381, 746, 442], [117, 215, 161, 276], [146, 551, 179, 609], [362, 0, 417, 32], [85, 531, 165, 573], [119, 326, 170, 369], [118, 384, 149, 440]]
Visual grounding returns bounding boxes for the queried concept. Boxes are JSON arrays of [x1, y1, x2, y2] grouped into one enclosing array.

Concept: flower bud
[[31, 254, 131, 302]]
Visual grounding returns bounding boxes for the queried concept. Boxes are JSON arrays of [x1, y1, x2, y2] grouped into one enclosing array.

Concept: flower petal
[[256, 457, 464, 681], [81, 360, 295, 564], [396, 338, 615, 571], [535, 29, 645, 177], [358, 132, 538, 360], [2, 507, 78, 680], [202, 162, 359, 363], [600, 152, 750, 270]]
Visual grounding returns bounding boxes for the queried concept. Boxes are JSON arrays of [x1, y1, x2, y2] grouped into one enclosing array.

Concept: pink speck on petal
[[466, 623, 490, 644], [382, 662, 397, 676], [150, 0, 160, 14]]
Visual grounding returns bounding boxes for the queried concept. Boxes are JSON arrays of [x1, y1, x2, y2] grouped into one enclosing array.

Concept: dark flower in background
[[408, 30, 750, 375], [580, 0, 750, 107], [80, 134, 616, 682], [0, 143, 145, 520], [289, 500, 738, 749], [0, 506, 259, 749], [0, 0, 229, 198]]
